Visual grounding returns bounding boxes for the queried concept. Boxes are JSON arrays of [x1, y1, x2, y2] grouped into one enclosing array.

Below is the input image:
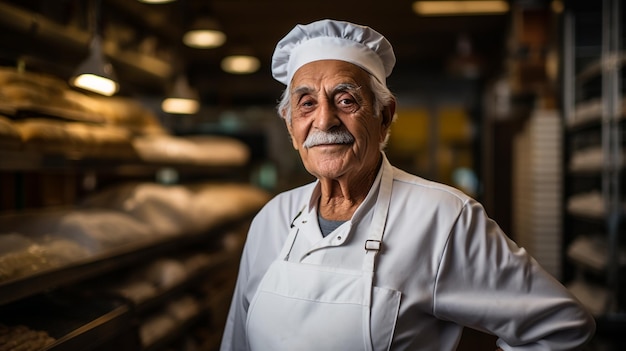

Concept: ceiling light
[[413, 1, 509, 16], [70, 35, 119, 96], [221, 55, 260, 74], [162, 97, 200, 115], [161, 74, 200, 114], [183, 17, 226, 49]]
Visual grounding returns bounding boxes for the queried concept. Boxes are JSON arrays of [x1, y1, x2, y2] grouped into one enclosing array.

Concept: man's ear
[[380, 99, 396, 134], [382, 99, 396, 127], [282, 114, 299, 150]]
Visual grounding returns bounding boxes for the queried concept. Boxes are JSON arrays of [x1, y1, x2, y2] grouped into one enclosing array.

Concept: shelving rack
[[562, 0, 625, 335], [0, 146, 262, 350]]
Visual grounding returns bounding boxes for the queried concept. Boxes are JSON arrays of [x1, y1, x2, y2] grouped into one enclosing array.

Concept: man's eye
[[336, 98, 358, 112], [297, 99, 316, 111], [338, 98, 354, 105]]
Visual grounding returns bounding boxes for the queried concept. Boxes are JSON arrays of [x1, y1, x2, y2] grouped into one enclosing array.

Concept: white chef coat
[[220, 153, 595, 351]]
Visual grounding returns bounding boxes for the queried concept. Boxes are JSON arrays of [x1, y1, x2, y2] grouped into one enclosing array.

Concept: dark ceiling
[[0, 0, 514, 106]]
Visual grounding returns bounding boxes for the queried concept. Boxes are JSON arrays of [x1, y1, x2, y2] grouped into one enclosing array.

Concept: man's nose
[[314, 100, 340, 131]]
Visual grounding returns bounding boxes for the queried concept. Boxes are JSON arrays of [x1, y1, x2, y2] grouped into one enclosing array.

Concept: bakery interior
[[0, 0, 624, 350]]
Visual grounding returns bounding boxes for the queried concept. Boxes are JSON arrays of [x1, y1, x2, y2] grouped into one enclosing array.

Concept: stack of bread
[[105, 251, 226, 348], [0, 68, 138, 158], [0, 181, 269, 283], [0, 66, 250, 167], [0, 324, 56, 351], [0, 115, 21, 150], [82, 181, 270, 236]]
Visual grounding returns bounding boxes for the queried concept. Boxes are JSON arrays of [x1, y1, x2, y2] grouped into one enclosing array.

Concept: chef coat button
[[337, 236, 342, 241]]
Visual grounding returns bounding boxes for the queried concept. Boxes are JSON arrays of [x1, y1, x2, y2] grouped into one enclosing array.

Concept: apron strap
[[362, 158, 393, 274], [361, 157, 394, 351]]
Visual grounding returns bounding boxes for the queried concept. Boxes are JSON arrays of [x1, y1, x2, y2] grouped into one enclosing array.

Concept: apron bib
[[246, 165, 400, 351]]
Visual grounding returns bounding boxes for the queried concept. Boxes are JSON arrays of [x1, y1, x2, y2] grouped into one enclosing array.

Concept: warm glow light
[[551, 0, 564, 13], [413, 1, 509, 16], [72, 74, 119, 96], [183, 29, 226, 48], [221, 55, 260, 74], [138, 0, 176, 3], [162, 74, 199, 114], [70, 35, 119, 96], [161, 97, 200, 114]]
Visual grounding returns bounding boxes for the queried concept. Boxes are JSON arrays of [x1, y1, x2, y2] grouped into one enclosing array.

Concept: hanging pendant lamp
[[161, 73, 200, 114], [183, 16, 226, 49], [70, 35, 119, 96], [69, 0, 119, 96]]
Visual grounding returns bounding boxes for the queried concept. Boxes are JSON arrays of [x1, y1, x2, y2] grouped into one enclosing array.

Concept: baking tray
[[0, 292, 132, 351]]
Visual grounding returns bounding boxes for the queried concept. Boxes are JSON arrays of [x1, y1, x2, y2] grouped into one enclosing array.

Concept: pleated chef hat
[[271, 19, 396, 86]]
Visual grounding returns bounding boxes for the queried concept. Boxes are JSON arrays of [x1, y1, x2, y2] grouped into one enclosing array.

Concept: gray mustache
[[303, 129, 355, 148]]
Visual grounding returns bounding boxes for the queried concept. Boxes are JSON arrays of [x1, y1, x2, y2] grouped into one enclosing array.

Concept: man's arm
[[434, 200, 595, 350]]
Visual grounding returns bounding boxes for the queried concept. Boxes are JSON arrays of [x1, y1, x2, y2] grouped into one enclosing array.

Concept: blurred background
[[0, 0, 623, 350]]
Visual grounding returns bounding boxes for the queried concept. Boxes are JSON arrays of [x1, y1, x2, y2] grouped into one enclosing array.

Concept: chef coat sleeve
[[220, 225, 256, 351], [220, 253, 250, 350], [220, 201, 286, 351], [432, 199, 595, 350]]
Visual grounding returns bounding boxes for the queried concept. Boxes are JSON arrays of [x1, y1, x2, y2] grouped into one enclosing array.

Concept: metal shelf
[[0, 216, 251, 306], [563, 0, 625, 321], [0, 149, 249, 179]]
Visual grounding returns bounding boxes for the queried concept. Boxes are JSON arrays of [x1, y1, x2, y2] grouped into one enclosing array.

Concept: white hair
[[277, 75, 396, 150]]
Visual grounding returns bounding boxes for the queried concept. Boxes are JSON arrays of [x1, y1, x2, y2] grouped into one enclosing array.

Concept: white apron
[[245, 165, 400, 351]]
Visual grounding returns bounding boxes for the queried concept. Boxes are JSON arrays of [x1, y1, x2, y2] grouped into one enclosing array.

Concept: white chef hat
[[271, 19, 396, 86]]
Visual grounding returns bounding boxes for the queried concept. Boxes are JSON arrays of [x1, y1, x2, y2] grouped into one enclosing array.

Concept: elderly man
[[220, 19, 595, 351]]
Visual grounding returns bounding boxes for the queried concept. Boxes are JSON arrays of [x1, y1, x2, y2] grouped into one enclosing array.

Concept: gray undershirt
[[318, 214, 346, 237]]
